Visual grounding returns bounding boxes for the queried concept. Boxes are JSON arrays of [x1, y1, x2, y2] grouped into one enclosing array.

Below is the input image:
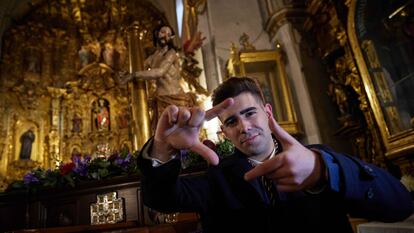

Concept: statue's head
[[153, 24, 176, 49]]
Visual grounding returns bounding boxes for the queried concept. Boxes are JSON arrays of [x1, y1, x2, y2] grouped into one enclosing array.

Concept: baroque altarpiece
[[305, 0, 414, 174], [0, 1, 172, 185]]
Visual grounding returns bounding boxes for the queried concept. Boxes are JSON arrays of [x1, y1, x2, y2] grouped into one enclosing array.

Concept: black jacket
[[138, 140, 413, 233]]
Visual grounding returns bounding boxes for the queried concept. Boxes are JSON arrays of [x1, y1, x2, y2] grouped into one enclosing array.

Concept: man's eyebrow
[[240, 107, 257, 115], [223, 107, 257, 125]]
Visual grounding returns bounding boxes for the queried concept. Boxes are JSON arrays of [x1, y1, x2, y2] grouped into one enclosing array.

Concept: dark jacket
[[138, 140, 413, 233]]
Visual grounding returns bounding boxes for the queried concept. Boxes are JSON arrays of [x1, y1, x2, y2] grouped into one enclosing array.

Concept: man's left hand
[[244, 114, 325, 192]]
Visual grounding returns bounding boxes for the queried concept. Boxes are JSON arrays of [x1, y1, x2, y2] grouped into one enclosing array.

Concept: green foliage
[[216, 139, 235, 158]]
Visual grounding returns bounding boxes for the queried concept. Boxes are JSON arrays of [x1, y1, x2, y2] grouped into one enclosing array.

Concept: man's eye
[[225, 119, 236, 127], [245, 111, 256, 117]]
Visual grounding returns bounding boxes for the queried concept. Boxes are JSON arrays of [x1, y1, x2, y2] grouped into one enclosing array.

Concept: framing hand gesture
[[151, 98, 234, 165], [244, 115, 324, 192]]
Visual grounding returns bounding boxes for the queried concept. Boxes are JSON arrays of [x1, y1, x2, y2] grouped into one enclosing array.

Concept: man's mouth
[[241, 134, 259, 144]]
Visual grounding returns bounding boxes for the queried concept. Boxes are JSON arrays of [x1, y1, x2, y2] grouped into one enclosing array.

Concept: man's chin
[[239, 145, 261, 156]]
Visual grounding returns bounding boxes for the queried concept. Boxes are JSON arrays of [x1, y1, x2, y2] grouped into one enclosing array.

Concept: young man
[[138, 77, 412, 233]]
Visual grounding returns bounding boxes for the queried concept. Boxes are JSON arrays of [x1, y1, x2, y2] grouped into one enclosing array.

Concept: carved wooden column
[[126, 22, 151, 150], [47, 87, 66, 168]]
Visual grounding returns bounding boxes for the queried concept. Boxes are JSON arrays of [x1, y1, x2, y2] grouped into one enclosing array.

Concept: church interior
[[0, 0, 413, 232]]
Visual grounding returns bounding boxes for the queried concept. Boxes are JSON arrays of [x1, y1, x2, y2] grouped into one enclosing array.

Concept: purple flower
[[84, 156, 91, 162], [23, 172, 40, 185], [72, 156, 89, 177], [115, 154, 132, 170]]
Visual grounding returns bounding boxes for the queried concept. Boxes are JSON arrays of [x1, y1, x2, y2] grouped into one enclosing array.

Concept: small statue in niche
[[72, 113, 82, 133], [19, 127, 35, 160], [114, 37, 127, 69], [117, 107, 130, 129], [93, 98, 110, 131], [328, 76, 350, 116], [71, 148, 82, 159], [25, 48, 41, 73], [78, 45, 92, 68], [88, 38, 101, 63], [102, 42, 115, 68]]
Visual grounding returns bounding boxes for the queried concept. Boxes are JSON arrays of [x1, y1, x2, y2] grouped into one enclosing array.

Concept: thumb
[[155, 105, 179, 140], [268, 115, 297, 146], [190, 142, 220, 166]]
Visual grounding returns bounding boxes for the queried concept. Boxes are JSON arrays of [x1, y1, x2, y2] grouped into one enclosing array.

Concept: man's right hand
[[151, 99, 234, 165]]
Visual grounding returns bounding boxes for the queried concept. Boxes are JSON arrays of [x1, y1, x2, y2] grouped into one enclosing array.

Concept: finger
[[155, 105, 179, 139], [177, 107, 191, 127], [205, 98, 234, 121], [190, 142, 219, 165], [268, 115, 297, 146], [166, 105, 179, 125], [188, 107, 205, 127], [244, 156, 283, 181], [276, 184, 298, 192], [266, 163, 291, 180], [273, 176, 294, 186]]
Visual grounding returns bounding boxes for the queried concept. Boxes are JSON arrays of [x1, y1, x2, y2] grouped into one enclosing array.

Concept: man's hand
[[152, 98, 234, 165], [244, 114, 324, 192]]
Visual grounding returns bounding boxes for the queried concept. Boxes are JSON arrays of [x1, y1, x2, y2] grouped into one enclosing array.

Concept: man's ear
[[264, 103, 273, 118]]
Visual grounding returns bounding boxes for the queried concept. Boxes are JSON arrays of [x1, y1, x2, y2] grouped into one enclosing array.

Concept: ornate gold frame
[[227, 47, 300, 135], [348, 0, 414, 158]]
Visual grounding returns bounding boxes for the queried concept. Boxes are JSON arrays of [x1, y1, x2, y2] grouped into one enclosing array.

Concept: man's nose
[[238, 119, 251, 133]]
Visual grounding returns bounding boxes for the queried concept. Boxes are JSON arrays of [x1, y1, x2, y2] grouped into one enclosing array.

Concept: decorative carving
[[239, 33, 256, 51]]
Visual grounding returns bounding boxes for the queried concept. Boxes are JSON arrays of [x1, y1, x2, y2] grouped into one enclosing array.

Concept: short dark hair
[[212, 77, 265, 106]]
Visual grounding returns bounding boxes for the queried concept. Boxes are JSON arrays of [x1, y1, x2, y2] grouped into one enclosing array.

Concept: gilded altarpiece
[[0, 0, 169, 185], [348, 0, 414, 158], [304, 0, 384, 166], [305, 0, 414, 176]]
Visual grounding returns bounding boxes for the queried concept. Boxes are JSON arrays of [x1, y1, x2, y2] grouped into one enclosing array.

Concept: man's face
[[219, 92, 274, 158], [157, 26, 173, 47]]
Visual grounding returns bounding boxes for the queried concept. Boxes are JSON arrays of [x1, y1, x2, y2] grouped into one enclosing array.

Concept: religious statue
[[239, 33, 256, 51], [102, 42, 115, 68], [71, 113, 82, 133], [19, 128, 35, 160], [71, 148, 81, 159], [25, 48, 41, 73], [88, 38, 101, 63], [328, 76, 350, 116], [122, 24, 205, 123], [93, 98, 110, 131], [78, 45, 91, 68], [117, 108, 130, 129]]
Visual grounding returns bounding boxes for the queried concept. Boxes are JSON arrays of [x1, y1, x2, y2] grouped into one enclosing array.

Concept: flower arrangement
[[7, 150, 139, 192], [6, 139, 235, 192]]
